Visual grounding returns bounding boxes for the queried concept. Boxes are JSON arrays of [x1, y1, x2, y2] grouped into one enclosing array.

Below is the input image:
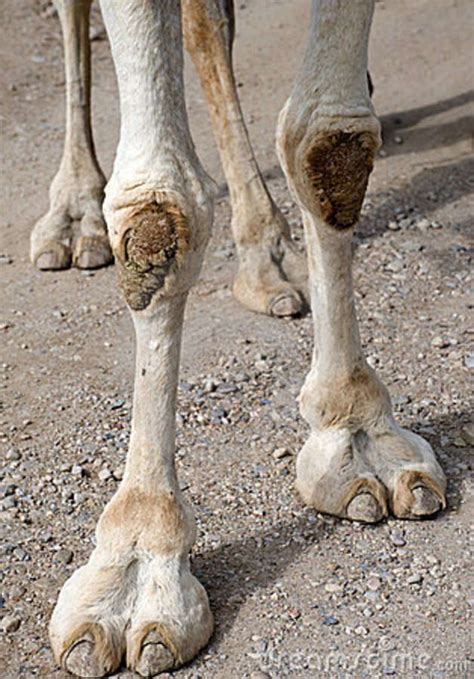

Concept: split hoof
[[65, 639, 107, 678], [34, 241, 72, 270], [61, 623, 123, 678], [132, 629, 175, 677], [73, 235, 113, 270], [269, 289, 303, 317], [411, 486, 443, 516], [392, 470, 446, 519], [346, 491, 385, 523]]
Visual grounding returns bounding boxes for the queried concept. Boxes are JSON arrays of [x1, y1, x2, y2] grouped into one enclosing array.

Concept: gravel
[[1, 616, 22, 634]]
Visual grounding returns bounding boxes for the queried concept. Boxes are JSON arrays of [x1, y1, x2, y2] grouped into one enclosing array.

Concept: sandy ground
[[1, 0, 473, 677]]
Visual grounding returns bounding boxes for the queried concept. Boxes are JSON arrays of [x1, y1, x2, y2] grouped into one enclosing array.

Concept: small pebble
[[13, 547, 29, 561], [1, 496, 17, 510], [110, 399, 125, 410], [325, 582, 343, 593], [322, 615, 339, 626], [416, 217, 431, 231], [367, 576, 381, 591], [6, 448, 21, 461], [55, 548, 74, 565], [431, 336, 449, 348], [40, 531, 53, 543], [252, 639, 268, 654], [98, 468, 112, 482], [1, 615, 21, 633], [113, 466, 125, 481], [390, 531, 406, 547], [386, 258, 404, 273], [407, 573, 423, 585], [203, 378, 217, 393], [464, 355, 474, 369], [273, 447, 290, 460]]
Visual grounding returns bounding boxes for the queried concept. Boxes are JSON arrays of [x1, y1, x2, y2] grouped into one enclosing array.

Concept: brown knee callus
[[116, 203, 189, 310], [304, 131, 377, 229]]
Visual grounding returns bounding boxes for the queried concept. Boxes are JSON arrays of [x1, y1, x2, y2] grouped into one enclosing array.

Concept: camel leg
[[183, 0, 307, 317], [277, 0, 446, 522], [31, 0, 112, 270], [49, 1, 214, 675]]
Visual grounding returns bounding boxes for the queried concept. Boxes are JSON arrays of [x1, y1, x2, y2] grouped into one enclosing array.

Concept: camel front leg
[[49, 1, 214, 675], [31, 0, 112, 271], [277, 0, 446, 522], [183, 0, 307, 317]]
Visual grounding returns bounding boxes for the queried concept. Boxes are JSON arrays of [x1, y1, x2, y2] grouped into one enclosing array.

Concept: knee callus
[[116, 202, 189, 310], [303, 131, 377, 230]]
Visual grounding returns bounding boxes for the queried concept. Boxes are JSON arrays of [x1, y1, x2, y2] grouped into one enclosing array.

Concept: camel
[[31, 1, 446, 676]]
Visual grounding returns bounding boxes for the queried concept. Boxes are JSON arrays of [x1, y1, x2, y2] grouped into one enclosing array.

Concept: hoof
[[34, 241, 72, 270], [73, 236, 113, 270], [269, 289, 303, 317], [65, 639, 107, 678], [391, 470, 446, 519], [60, 623, 122, 678], [346, 491, 385, 523], [411, 486, 442, 516], [231, 209, 308, 319], [132, 629, 175, 677], [296, 428, 389, 521]]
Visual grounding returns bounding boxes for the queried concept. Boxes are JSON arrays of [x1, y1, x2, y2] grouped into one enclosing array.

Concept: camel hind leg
[[183, 0, 307, 317], [31, 0, 112, 271]]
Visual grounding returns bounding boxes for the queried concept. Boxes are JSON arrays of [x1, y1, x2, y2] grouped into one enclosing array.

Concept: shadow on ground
[[194, 510, 333, 642], [380, 90, 474, 128], [358, 155, 474, 240]]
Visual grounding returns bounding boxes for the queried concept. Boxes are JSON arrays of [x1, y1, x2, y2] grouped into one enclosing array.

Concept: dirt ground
[[1, 0, 473, 677]]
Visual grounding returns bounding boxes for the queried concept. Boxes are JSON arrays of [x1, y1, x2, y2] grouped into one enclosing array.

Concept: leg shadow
[[192, 510, 334, 642], [379, 90, 474, 132], [381, 116, 474, 157], [416, 408, 473, 514], [359, 155, 474, 240]]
